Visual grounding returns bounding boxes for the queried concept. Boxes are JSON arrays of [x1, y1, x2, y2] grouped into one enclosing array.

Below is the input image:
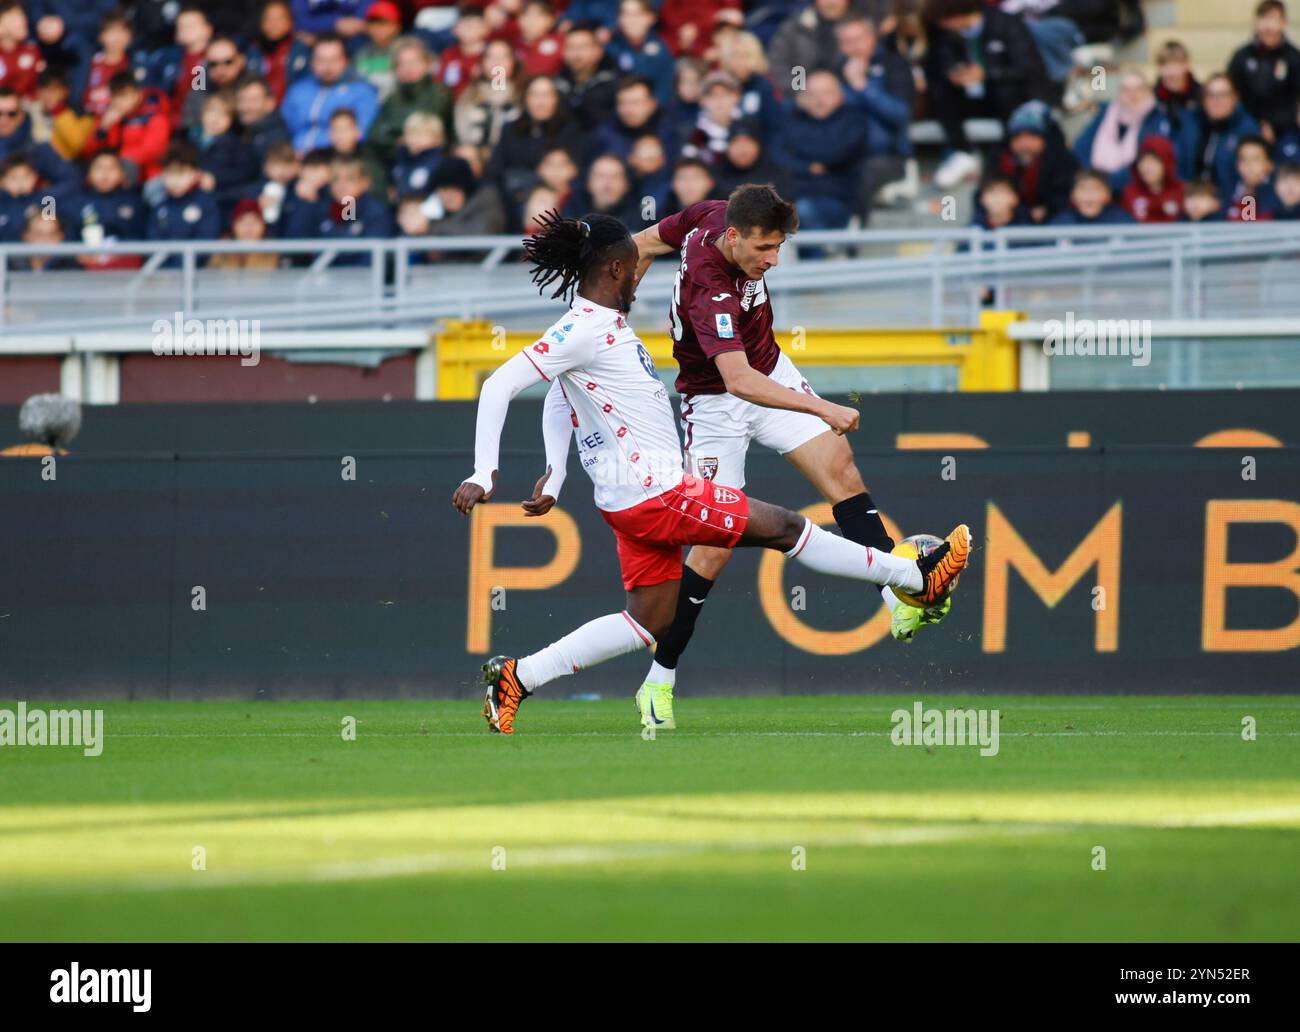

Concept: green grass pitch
[[1, 695, 1297, 941]]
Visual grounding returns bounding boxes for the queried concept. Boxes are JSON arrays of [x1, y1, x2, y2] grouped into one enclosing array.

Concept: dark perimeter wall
[[1, 390, 1298, 698]]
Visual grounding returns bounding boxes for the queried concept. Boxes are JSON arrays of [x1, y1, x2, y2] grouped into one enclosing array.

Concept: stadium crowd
[[0, 0, 1298, 268]]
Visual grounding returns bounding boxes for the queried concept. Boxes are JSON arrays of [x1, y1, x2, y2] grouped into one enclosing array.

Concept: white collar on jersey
[[573, 294, 625, 316]]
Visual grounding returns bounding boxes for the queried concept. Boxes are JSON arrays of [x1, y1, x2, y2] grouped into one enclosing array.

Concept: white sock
[[880, 586, 902, 612], [517, 611, 655, 691], [785, 520, 923, 593], [646, 660, 676, 686]]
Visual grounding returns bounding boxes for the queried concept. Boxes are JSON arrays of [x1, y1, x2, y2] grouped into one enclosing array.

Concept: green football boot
[[890, 595, 953, 643], [635, 680, 676, 730]]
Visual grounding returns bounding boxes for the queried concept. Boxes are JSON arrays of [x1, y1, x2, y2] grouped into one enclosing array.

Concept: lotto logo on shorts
[[713, 487, 740, 504]]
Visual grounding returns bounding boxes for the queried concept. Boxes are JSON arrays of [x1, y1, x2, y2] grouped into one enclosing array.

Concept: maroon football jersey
[[656, 200, 780, 395]]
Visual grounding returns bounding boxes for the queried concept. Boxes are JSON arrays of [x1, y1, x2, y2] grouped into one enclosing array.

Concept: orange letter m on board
[[983, 501, 1122, 653]]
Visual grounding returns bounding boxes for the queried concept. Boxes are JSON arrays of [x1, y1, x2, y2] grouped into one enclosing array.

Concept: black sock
[[653, 567, 715, 670], [832, 492, 895, 551]]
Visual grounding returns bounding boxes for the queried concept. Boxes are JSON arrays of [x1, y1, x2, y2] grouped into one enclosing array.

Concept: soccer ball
[[890, 533, 958, 609]]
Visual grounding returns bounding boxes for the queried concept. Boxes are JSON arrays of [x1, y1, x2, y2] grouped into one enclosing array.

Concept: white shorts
[[679, 352, 828, 489]]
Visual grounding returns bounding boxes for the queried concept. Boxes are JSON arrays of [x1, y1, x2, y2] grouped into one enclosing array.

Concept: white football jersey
[[523, 296, 684, 512]]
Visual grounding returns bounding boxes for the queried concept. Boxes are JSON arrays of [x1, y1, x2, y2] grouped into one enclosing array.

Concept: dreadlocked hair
[[522, 210, 632, 302]]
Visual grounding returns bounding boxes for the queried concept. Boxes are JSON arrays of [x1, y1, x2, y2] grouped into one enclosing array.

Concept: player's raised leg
[[782, 427, 951, 641], [739, 495, 970, 602]]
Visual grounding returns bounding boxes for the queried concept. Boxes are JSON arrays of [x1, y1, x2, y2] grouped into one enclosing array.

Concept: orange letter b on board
[[1203, 500, 1300, 652]]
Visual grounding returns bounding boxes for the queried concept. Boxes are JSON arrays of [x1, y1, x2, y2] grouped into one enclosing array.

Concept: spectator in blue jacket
[[0, 87, 78, 188], [1225, 134, 1282, 219], [718, 30, 780, 143], [1279, 120, 1300, 163], [627, 132, 671, 215], [146, 143, 221, 262], [0, 153, 52, 242], [26, 0, 121, 79], [970, 175, 1033, 232], [71, 149, 146, 244], [1182, 180, 1225, 222], [1274, 161, 1300, 218], [236, 77, 292, 165], [590, 76, 678, 164], [282, 32, 379, 152], [1049, 169, 1137, 225], [291, 0, 371, 43], [665, 57, 706, 146], [1192, 73, 1262, 198], [1072, 70, 1197, 191], [564, 152, 648, 227], [606, 0, 675, 104], [389, 111, 446, 198], [285, 154, 393, 264], [774, 69, 867, 229], [836, 12, 913, 221], [277, 146, 333, 239], [714, 120, 792, 199], [194, 93, 262, 223], [562, 0, 622, 31]]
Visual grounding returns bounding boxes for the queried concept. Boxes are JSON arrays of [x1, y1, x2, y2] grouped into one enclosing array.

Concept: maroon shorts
[[600, 476, 751, 589]]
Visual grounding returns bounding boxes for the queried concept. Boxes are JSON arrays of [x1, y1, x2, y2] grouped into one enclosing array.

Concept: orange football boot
[[482, 656, 531, 735], [914, 524, 972, 605]]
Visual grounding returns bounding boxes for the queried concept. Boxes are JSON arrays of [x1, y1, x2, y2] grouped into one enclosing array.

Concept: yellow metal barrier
[[434, 310, 1023, 399]]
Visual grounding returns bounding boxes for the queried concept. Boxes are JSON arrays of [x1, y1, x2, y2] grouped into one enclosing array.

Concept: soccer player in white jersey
[[627, 184, 951, 730], [452, 211, 972, 735]]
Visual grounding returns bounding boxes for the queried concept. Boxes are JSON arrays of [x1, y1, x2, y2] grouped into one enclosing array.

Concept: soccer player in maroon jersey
[[452, 211, 971, 735], [628, 184, 952, 727]]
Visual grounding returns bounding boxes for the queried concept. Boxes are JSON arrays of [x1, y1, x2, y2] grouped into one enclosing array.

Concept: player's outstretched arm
[[631, 223, 674, 286], [713, 352, 861, 435], [452, 351, 544, 515]]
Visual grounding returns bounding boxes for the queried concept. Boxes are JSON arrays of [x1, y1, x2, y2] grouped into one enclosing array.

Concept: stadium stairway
[[868, 0, 1252, 235], [1141, 0, 1255, 82]]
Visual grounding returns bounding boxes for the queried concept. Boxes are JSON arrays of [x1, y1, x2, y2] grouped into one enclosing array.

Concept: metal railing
[[2, 222, 1299, 334]]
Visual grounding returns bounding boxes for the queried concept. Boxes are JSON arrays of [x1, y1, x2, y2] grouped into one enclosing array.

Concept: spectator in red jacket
[[442, 7, 492, 99], [83, 71, 172, 183], [1121, 134, 1185, 223], [170, 6, 214, 130], [514, 1, 566, 77], [657, 0, 742, 60], [82, 10, 134, 117], [0, 1, 45, 99]]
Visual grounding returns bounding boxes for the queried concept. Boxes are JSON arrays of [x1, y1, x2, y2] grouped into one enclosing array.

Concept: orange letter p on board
[[466, 504, 581, 653]]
